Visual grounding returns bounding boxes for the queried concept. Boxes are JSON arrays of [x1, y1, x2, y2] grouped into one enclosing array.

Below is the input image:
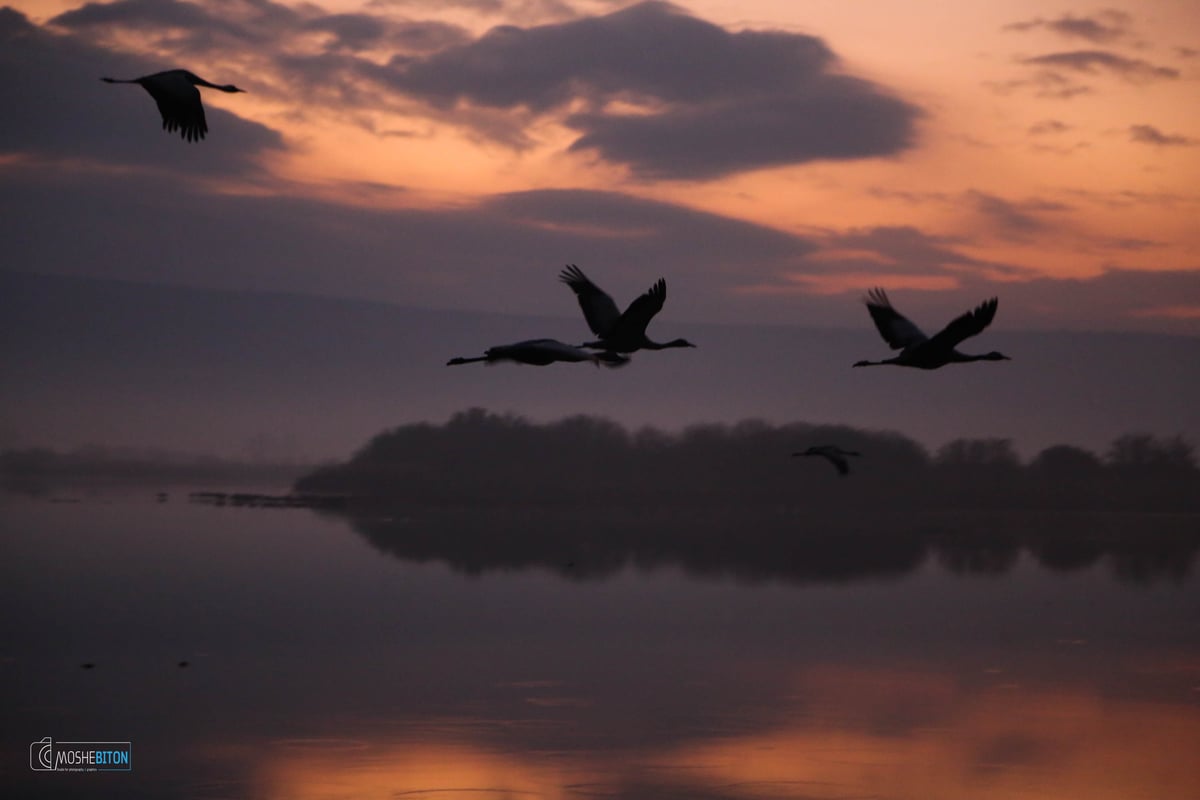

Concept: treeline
[[295, 408, 1199, 512], [0, 445, 312, 494]]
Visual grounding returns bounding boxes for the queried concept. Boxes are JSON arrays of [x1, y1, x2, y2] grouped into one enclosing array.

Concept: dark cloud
[[725, 224, 1030, 302], [44, 0, 475, 134], [1128, 124, 1197, 147], [366, 0, 568, 21], [42, 1, 920, 177], [50, 0, 299, 54], [822, 226, 987, 275], [866, 187, 954, 205], [303, 13, 468, 53], [1021, 50, 1179, 82], [386, 1, 921, 178], [52, 0, 470, 60], [0, 158, 815, 319], [960, 268, 1200, 333], [994, 47, 1179, 99], [1003, 11, 1133, 43], [1026, 120, 1090, 155], [0, 8, 282, 174], [968, 191, 1071, 241], [1103, 237, 1162, 252], [1065, 187, 1198, 211], [369, 0, 504, 10], [303, 13, 390, 50], [394, 3, 837, 110], [2, 145, 1197, 339], [564, 73, 919, 180], [742, 192, 1102, 293], [1028, 119, 1071, 135], [52, 0, 261, 36], [985, 71, 1091, 100]]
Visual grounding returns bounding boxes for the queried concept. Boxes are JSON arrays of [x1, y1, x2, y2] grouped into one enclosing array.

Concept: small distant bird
[[447, 338, 628, 367], [793, 445, 862, 476], [101, 69, 245, 142], [80, 662, 96, 670], [559, 264, 696, 353], [853, 288, 1010, 369], [177, 661, 190, 668]]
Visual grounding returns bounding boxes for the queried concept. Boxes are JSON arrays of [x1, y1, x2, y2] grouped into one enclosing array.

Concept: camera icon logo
[[30, 737, 54, 771]]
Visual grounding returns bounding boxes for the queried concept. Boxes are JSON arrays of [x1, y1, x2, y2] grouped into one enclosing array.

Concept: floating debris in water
[[187, 492, 347, 509]]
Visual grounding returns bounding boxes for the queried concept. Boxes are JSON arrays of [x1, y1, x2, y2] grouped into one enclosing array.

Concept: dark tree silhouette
[[936, 438, 1021, 470], [1106, 433, 1197, 474], [1030, 444, 1104, 475]]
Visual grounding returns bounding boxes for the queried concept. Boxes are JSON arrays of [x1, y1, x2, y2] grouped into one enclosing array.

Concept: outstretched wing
[[142, 72, 207, 142], [793, 445, 852, 475], [863, 288, 927, 350], [610, 278, 666, 340], [928, 297, 999, 349], [559, 265, 621, 337], [825, 452, 850, 475]]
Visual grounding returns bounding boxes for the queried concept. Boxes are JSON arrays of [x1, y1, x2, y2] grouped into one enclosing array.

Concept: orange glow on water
[[257, 666, 1200, 800]]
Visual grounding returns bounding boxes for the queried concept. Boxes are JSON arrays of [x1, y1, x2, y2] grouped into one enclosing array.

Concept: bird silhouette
[[853, 288, 1010, 369], [447, 338, 628, 367], [101, 69, 245, 142], [793, 445, 862, 476], [559, 264, 696, 353]]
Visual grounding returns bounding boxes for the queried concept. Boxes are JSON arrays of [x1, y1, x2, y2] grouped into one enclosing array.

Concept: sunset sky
[[3, 0, 1198, 333]]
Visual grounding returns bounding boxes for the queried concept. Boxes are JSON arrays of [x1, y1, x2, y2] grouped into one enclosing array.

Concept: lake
[[2, 492, 1198, 799]]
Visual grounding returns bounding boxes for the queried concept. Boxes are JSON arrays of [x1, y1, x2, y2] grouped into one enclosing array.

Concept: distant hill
[[2, 270, 1197, 459]]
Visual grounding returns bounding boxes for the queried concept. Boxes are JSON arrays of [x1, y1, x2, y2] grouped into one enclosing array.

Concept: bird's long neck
[[189, 75, 242, 92], [446, 355, 488, 365], [643, 338, 690, 350], [852, 357, 898, 367]]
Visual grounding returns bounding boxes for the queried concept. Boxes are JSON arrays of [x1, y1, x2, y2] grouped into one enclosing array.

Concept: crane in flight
[[853, 288, 1009, 369], [447, 338, 628, 367], [559, 264, 695, 354], [793, 445, 862, 476], [101, 69, 245, 142]]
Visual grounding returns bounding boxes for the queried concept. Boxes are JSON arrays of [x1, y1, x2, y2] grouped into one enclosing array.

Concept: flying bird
[[853, 288, 1010, 369], [101, 69, 245, 142], [793, 445, 862, 476], [559, 264, 696, 353], [447, 338, 629, 367]]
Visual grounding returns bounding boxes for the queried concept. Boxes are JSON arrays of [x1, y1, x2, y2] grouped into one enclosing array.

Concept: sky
[[2, 0, 1199, 333]]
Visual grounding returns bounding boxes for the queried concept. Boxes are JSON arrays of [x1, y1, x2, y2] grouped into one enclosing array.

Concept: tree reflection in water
[[344, 506, 1198, 586]]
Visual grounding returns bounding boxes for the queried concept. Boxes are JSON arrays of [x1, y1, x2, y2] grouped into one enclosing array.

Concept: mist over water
[[3, 271, 1197, 459]]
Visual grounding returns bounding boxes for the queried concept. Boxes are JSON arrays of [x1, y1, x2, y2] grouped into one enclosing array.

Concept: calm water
[[2, 493, 1198, 799]]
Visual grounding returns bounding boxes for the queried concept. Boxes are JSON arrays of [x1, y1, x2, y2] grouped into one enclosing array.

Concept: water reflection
[[2, 496, 1197, 799], [344, 507, 1199, 585], [256, 669, 1200, 800]]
